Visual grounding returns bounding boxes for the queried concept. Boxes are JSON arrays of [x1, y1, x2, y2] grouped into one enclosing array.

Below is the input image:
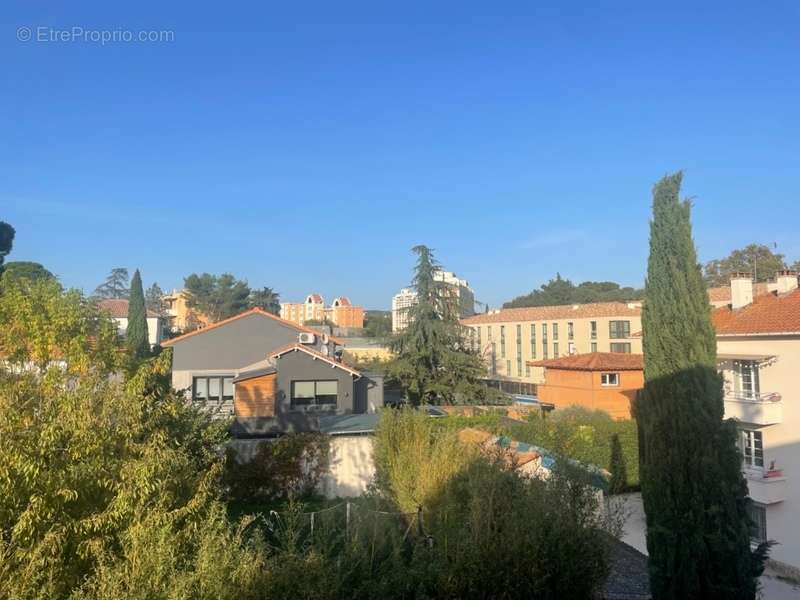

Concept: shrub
[[608, 433, 629, 494], [223, 433, 330, 503]]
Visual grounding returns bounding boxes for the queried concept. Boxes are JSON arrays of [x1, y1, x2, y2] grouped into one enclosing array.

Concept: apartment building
[[711, 270, 800, 574], [461, 302, 643, 391], [162, 289, 210, 332], [281, 294, 365, 328], [391, 271, 476, 332]]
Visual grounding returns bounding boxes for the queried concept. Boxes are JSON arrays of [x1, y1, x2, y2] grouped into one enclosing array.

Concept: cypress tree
[[608, 433, 628, 495], [636, 172, 768, 599], [126, 269, 150, 359]]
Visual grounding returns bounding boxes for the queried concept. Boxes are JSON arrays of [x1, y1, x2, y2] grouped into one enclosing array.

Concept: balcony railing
[[745, 469, 787, 505], [724, 392, 782, 425]]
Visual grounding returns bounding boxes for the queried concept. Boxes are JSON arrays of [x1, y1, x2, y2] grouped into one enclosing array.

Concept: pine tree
[[608, 433, 628, 495], [126, 270, 150, 359], [388, 245, 496, 406], [635, 172, 768, 599], [0, 221, 15, 275], [94, 268, 130, 299]]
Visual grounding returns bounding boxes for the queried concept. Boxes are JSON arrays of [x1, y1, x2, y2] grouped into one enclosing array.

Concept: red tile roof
[[529, 352, 643, 371], [97, 298, 159, 319], [333, 296, 351, 307], [461, 302, 641, 325], [161, 307, 343, 347], [270, 343, 361, 377], [707, 282, 769, 304], [712, 288, 800, 335]]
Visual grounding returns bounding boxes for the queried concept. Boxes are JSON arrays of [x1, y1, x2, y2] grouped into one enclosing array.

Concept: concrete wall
[[534, 368, 642, 419], [717, 335, 800, 572]]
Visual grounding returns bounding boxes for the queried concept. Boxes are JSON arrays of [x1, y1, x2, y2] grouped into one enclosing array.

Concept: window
[[542, 323, 548, 359], [552, 323, 559, 341], [601, 373, 620, 386], [734, 360, 760, 400], [476, 326, 482, 351], [291, 380, 338, 409], [192, 376, 234, 403], [609, 320, 631, 339], [530, 324, 536, 359], [747, 503, 767, 543], [741, 429, 764, 468], [590, 321, 597, 339], [500, 326, 506, 357], [553, 342, 559, 357], [591, 342, 598, 353], [525, 364, 531, 377], [568, 322, 574, 340], [487, 326, 492, 341], [610, 343, 631, 353], [491, 342, 497, 375], [506, 360, 511, 375], [516, 325, 522, 376]]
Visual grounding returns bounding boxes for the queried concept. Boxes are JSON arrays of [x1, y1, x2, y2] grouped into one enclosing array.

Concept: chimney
[[730, 272, 753, 309], [775, 270, 799, 295]]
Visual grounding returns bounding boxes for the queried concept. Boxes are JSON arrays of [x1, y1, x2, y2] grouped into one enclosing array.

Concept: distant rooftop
[[462, 301, 642, 325], [531, 352, 643, 372]]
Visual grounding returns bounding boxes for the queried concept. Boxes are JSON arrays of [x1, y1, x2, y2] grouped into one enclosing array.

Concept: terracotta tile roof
[[712, 288, 800, 335], [161, 307, 343, 347], [333, 296, 351, 306], [307, 293, 324, 303], [707, 282, 769, 304], [270, 343, 361, 377], [529, 352, 644, 371], [461, 302, 641, 325], [97, 298, 159, 319]]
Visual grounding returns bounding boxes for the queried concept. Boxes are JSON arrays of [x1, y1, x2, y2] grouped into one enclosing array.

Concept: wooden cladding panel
[[234, 373, 277, 417]]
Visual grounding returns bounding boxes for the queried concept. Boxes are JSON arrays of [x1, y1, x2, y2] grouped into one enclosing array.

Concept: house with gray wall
[[161, 307, 383, 437]]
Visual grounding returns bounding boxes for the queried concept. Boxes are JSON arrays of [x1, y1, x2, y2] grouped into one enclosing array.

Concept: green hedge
[[436, 407, 640, 489]]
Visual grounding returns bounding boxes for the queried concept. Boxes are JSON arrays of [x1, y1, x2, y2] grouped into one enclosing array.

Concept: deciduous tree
[[635, 172, 768, 599], [0, 221, 15, 274], [703, 244, 787, 286], [184, 272, 251, 322], [145, 282, 167, 317], [1, 261, 55, 285]]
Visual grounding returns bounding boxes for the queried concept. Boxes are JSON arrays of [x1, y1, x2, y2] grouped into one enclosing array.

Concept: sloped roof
[[161, 307, 343, 347], [270, 343, 361, 377], [332, 296, 352, 307], [461, 302, 641, 325], [97, 298, 159, 319], [707, 282, 770, 304], [232, 366, 276, 383], [530, 352, 643, 371], [712, 288, 800, 335]]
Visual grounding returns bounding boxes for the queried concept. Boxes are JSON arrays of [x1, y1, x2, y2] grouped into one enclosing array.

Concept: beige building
[[712, 270, 800, 575], [461, 301, 643, 393], [162, 289, 209, 332], [281, 294, 365, 328]]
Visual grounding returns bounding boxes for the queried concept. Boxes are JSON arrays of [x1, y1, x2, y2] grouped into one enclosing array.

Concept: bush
[[223, 433, 330, 503]]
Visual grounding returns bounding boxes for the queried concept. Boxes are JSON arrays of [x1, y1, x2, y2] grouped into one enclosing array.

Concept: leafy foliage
[[126, 269, 150, 359], [504, 273, 644, 308], [249, 286, 281, 315], [223, 434, 330, 503], [388, 245, 498, 405], [145, 282, 166, 317], [608, 433, 628, 494], [0, 220, 14, 272], [93, 267, 130, 299], [184, 272, 251, 322], [703, 243, 791, 286], [1, 261, 55, 285], [636, 172, 768, 599], [363, 311, 392, 338]]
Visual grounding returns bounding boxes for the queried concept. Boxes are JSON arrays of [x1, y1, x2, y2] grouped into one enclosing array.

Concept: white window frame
[[601, 372, 619, 387], [741, 429, 764, 470]]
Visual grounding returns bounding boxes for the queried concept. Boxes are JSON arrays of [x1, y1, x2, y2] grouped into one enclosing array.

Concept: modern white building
[[712, 270, 800, 577], [97, 298, 167, 348], [391, 271, 476, 333]]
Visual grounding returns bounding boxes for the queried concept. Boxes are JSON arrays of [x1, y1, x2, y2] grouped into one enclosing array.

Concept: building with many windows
[[280, 294, 365, 329], [711, 270, 800, 575], [460, 301, 643, 391], [391, 271, 475, 332]]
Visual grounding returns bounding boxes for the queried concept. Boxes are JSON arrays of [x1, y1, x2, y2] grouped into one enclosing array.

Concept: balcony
[[745, 469, 787, 504], [724, 392, 782, 426]]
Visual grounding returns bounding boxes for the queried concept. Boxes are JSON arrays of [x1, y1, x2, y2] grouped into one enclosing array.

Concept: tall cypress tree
[[126, 269, 150, 359], [608, 433, 628, 495], [636, 172, 768, 599]]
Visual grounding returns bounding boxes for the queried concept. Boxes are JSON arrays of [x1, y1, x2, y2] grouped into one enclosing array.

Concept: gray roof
[[318, 413, 380, 435], [602, 537, 651, 599], [232, 366, 277, 383]]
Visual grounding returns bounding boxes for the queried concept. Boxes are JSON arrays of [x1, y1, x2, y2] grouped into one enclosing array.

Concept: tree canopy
[[145, 282, 167, 317], [126, 269, 151, 359], [504, 274, 644, 308], [249, 286, 280, 315], [702, 243, 796, 286], [1, 261, 55, 285], [388, 245, 499, 406], [363, 310, 392, 338], [635, 172, 768, 599], [94, 267, 130, 299], [0, 221, 15, 273], [184, 273, 251, 322]]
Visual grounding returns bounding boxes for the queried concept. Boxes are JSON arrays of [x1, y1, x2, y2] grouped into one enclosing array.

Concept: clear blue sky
[[3, 2, 799, 309]]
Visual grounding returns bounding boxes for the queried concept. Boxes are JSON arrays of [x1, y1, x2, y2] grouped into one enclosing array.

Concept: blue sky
[[2, 2, 799, 309]]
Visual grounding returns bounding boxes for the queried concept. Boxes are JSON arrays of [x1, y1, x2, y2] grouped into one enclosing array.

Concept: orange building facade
[[530, 352, 643, 420], [281, 294, 364, 328]]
